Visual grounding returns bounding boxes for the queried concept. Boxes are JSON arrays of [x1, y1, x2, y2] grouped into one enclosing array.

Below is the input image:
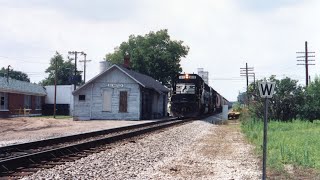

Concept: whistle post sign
[[258, 81, 275, 98], [258, 80, 275, 180]]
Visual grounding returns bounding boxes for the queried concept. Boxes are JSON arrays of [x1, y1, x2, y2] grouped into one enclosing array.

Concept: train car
[[170, 73, 228, 117]]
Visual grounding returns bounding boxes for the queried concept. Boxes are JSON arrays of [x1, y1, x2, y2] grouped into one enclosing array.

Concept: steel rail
[[0, 118, 189, 177], [0, 118, 177, 157]]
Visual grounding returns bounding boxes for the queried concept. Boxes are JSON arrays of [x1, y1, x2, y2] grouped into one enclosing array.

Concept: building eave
[[0, 88, 46, 96], [72, 64, 146, 95]]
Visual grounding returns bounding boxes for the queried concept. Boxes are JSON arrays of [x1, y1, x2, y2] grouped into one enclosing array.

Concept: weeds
[[241, 115, 320, 171]]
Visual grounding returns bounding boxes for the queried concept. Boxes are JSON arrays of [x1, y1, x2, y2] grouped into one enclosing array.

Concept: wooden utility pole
[[6, 65, 11, 83], [68, 51, 85, 90], [79, 53, 91, 83], [240, 63, 254, 107], [297, 41, 315, 87], [54, 57, 57, 118]]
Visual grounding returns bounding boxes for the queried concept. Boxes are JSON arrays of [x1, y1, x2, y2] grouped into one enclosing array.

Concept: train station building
[[72, 61, 169, 120]]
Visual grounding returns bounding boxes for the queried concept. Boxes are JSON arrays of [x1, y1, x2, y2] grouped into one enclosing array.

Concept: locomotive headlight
[[185, 74, 189, 79]]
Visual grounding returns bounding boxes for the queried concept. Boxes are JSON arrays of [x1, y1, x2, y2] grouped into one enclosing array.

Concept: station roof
[[73, 64, 169, 94], [0, 76, 46, 96]]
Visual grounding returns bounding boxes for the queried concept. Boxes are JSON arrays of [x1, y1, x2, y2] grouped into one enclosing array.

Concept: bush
[[300, 77, 320, 121]]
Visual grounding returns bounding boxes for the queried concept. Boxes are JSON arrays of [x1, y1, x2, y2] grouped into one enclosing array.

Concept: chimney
[[124, 54, 131, 69], [99, 61, 110, 73]]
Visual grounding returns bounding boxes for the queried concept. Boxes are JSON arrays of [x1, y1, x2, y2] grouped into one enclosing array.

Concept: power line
[[0, 55, 49, 64]]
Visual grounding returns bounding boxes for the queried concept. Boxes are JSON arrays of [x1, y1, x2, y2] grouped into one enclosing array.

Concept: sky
[[1, 0, 320, 101]]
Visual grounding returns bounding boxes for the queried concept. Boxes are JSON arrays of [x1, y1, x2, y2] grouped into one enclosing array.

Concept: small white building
[[44, 85, 74, 115], [72, 64, 169, 120]]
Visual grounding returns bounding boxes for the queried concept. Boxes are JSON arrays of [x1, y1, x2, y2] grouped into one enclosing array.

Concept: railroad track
[[0, 118, 192, 179]]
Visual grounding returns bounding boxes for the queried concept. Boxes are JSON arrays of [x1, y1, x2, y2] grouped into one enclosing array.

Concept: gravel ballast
[[22, 120, 260, 180]]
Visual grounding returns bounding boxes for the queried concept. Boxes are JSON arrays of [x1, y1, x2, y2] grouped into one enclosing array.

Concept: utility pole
[[240, 63, 254, 107], [79, 53, 91, 83], [297, 41, 315, 87], [54, 57, 57, 118], [68, 51, 85, 90], [6, 65, 11, 83]]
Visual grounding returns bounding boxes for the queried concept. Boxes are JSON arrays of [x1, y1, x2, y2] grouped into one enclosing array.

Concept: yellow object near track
[[228, 111, 240, 119]]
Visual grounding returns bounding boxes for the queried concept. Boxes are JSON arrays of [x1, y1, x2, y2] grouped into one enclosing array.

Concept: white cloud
[[0, 0, 320, 101]]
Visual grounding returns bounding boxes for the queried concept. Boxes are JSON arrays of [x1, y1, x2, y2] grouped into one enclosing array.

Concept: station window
[[119, 91, 127, 112], [103, 91, 112, 112], [35, 96, 42, 110], [79, 95, 86, 101], [24, 95, 31, 109], [0, 92, 8, 110]]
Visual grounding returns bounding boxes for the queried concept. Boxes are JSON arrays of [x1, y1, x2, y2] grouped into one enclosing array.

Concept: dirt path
[[0, 117, 150, 147], [142, 120, 261, 179], [202, 120, 261, 179]]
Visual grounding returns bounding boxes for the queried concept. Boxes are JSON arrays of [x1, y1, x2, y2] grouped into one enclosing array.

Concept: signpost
[[258, 81, 275, 180]]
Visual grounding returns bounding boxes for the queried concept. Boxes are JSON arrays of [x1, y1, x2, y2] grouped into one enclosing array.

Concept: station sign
[[107, 83, 124, 88]]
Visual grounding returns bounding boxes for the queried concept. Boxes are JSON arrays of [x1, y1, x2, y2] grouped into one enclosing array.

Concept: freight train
[[170, 73, 229, 117]]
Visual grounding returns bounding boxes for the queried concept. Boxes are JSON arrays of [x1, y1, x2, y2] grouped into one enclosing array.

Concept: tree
[[300, 76, 320, 121], [40, 52, 81, 86], [270, 76, 304, 121], [249, 76, 304, 121], [0, 67, 30, 82], [105, 29, 189, 85]]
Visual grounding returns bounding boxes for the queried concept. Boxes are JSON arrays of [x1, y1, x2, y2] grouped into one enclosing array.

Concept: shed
[[72, 64, 169, 120], [0, 77, 46, 117], [44, 85, 74, 116]]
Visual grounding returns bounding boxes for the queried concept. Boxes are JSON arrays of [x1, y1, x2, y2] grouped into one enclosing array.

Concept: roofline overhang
[[0, 89, 46, 96], [140, 86, 169, 95], [73, 64, 146, 95]]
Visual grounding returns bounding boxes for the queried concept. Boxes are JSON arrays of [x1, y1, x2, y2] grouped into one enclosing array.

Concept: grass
[[241, 114, 320, 171]]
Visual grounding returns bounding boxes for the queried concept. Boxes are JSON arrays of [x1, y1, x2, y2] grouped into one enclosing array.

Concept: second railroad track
[[0, 118, 192, 178]]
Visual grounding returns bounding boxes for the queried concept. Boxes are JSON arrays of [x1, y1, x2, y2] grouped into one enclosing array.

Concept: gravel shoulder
[[139, 119, 261, 179], [22, 118, 261, 180]]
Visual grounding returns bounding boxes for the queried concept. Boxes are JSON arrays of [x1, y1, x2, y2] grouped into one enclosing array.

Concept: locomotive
[[170, 73, 228, 117]]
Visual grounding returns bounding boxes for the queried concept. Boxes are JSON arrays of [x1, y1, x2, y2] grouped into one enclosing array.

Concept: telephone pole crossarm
[[79, 53, 92, 83], [240, 62, 255, 107], [68, 51, 85, 90], [296, 41, 316, 86]]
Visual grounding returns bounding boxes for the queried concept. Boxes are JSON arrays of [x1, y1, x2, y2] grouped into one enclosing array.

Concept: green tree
[[41, 52, 81, 86], [270, 76, 304, 121], [249, 76, 304, 121], [300, 77, 320, 121], [0, 67, 30, 82], [105, 29, 189, 85]]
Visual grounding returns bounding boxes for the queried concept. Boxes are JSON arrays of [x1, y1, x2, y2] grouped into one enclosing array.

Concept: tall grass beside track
[[241, 114, 320, 171]]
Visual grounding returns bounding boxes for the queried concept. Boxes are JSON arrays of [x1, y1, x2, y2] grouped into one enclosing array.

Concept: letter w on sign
[[258, 81, 275, 98]]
